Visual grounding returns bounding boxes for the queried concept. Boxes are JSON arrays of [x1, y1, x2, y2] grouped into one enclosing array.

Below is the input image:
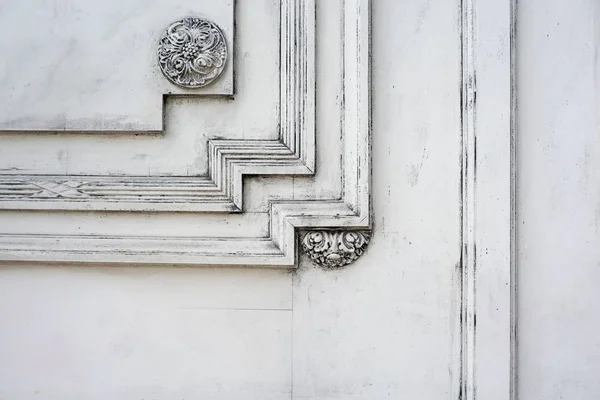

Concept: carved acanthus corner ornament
[[158, 17, 228, 88], [301, 230, 371, 268]]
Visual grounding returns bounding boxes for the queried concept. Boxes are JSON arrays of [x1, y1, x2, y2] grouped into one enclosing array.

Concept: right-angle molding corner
[[301, 230, 371, 268]]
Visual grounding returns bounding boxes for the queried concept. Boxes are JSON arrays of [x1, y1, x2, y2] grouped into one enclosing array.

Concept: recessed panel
[[0, 0, 234, 132]]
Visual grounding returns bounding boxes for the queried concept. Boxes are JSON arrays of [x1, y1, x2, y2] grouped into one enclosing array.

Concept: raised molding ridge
[[0, 0, 371, 267], [0, 0, 316, 213], [457, 0, 516, 399]]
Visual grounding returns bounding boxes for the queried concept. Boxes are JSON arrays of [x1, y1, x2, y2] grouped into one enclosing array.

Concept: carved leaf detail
[[158, 17, 227, 88], [301, 230, 371, 268]]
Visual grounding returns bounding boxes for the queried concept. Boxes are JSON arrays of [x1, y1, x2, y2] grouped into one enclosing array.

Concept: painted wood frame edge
[[0, 0, 372, 268], [0, 0, 316, 213], [458, 0, 517, 399]]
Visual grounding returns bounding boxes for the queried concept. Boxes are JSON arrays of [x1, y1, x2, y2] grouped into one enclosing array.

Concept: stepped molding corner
[[0, 0, 371, 268]]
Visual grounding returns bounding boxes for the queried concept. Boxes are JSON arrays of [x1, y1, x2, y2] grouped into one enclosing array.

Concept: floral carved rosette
[[158, 17, 227, 88], [301, 230, 371, 268]]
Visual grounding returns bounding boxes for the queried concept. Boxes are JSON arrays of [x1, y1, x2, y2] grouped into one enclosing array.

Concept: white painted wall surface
[[517, 0, 600, 398]]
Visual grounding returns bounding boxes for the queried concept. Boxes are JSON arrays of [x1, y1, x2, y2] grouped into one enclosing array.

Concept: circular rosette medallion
[[158, 17, 228, 88]]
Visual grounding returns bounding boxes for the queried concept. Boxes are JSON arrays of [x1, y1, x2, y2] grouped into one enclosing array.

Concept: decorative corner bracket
[[301, 230, 371, 268]]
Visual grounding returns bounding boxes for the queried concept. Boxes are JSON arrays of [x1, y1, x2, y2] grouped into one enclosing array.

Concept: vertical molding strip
[[281, 0, 316, 171], [509, 0, 518, 397], [460, 0, 477, 398], [460, 0, 516, 399]]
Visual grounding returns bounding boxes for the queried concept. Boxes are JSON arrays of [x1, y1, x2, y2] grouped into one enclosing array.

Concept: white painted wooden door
[[0, 0, 484, 398], [1, 0, 597, 399]]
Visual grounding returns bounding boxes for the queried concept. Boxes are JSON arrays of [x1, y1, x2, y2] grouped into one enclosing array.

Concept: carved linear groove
[[0, 140, 308, 212]]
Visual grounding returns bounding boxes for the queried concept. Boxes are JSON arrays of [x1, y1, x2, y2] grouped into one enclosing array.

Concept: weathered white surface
[[0, 266, 293, 400], [0, 0, 234, 132], [469, 0, 514, 399], [0, 0, 366, 268], [0, 2, 278, 176], [517, 0, 600, 398], [291, 0, 461, 398], [0, 0, 514, 398], [2, 0, 599, 397]]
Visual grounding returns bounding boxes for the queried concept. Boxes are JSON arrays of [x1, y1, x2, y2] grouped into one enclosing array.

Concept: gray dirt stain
[[407, 147, 429, 187]]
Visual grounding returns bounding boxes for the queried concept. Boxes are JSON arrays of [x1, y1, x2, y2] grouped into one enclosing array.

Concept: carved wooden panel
[[0, 0, 372, 268], [0, 0, 234, 132]]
